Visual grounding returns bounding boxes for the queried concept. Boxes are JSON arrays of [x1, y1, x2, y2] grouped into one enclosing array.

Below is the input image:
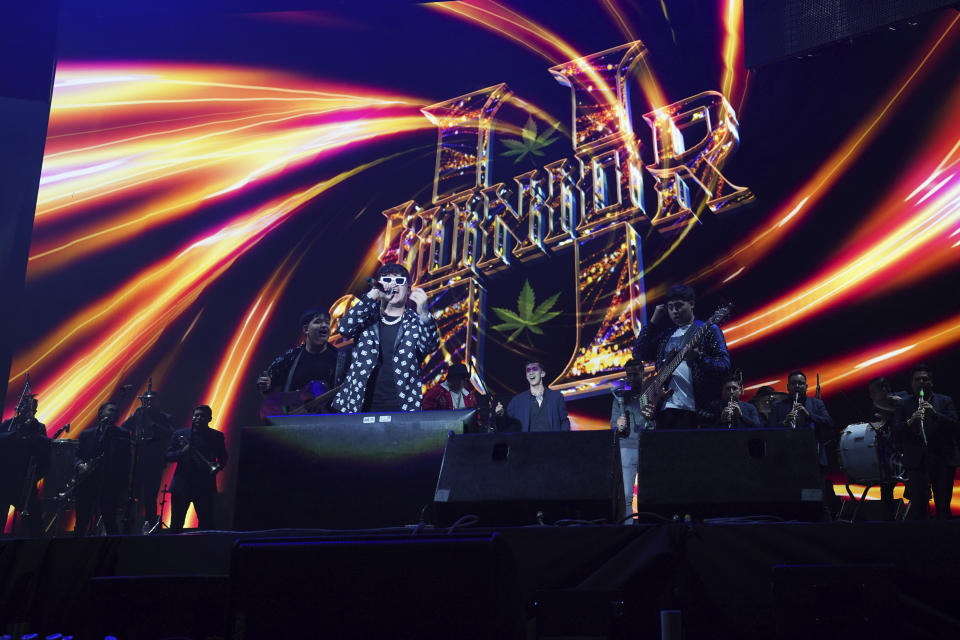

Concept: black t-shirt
[[368, 319, 402, 411], [290, 346, 338, 392]]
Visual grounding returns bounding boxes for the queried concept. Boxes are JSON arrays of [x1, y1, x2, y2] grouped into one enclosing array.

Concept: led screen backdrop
[[5, 1, 960, 511]]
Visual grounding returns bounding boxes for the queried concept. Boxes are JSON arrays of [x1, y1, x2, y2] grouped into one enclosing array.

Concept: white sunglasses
[[379, 276, 408, 285]]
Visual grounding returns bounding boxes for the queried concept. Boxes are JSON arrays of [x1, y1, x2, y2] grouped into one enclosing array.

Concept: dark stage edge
[[2, 521, 959, 639]]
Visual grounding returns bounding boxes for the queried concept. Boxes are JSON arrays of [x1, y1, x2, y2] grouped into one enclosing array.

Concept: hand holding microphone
[[365, 277, 391, 302]]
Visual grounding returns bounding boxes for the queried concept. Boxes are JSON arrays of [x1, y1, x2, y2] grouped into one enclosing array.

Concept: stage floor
[[2, 520, 959, 639]]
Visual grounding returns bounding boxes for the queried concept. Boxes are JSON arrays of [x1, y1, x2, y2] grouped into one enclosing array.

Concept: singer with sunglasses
[[333, 264, 439, 413]]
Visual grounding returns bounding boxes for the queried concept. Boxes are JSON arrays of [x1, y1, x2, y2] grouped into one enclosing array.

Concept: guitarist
[[633, 285, 731, 429], [74, 402, 131, 536], [258, 309, 349, 416]]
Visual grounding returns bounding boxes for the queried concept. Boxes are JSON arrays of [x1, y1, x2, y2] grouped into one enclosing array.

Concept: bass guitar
[[636, 304, 732, 430], [260, 380, 343, 421]]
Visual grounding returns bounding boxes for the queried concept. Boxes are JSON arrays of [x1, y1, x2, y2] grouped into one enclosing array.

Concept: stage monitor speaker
[[636, 428, 824, 521], [234, 409, 476, 530], [230, 533, 524, 639], [433, 430, 623, 527]]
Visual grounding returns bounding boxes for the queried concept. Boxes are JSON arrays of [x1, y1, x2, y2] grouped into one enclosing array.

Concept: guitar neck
[[643, 322, 709, 401]]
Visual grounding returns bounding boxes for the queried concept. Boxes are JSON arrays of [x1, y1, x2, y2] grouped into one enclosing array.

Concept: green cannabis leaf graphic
[[501, 116, 560, 165], [491, 279, 562, 343]]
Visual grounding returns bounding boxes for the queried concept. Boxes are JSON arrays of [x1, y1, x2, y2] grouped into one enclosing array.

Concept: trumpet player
[[165, 405, 227, 531], [893, 364, 959, 520], [700, 375, 763, 429]]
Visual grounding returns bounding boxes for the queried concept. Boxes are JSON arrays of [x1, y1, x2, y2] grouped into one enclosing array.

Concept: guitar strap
[[283, 348, 305, 393]]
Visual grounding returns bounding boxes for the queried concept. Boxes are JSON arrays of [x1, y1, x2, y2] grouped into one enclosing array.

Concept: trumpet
[[175, 434, 221, 475]]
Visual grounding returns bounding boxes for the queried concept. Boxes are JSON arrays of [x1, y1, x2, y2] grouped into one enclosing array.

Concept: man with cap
[[422, 363, 477, 412], [334, 263, 439, 413], [750, 386, 786, 427]]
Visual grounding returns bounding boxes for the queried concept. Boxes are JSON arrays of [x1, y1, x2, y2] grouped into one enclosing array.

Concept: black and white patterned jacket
[[333, 296, 440, 413]]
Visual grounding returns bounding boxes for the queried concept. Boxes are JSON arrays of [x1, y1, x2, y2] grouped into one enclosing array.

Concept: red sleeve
[[422, 384, 444, 410]]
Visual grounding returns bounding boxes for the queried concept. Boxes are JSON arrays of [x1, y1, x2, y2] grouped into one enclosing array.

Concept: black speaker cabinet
[[235, 409, 475, 530], [636, 428, 824, 521], [433, 430, 623, 527]]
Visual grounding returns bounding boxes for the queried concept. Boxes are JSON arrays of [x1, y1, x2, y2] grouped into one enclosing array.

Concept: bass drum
[[839, 422, 902, 484]]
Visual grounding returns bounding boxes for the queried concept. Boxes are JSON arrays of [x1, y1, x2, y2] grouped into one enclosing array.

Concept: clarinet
[[724, 396, 738, 428], [918, 388, 929, 447], [788, 390, 801, 429]]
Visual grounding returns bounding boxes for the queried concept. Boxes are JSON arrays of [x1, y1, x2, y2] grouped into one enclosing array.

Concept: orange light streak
[[726, 177, 960, 347], [30, 63, 431, 276], [203, 243, 310, 429], [745, 310, 960, 396], [720, 0, 745, 106], [8, 155, 399, 429], [695, 12, 960, 288]]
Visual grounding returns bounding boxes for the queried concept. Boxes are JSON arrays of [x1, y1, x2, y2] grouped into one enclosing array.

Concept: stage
[[2, 520, 959, 639]]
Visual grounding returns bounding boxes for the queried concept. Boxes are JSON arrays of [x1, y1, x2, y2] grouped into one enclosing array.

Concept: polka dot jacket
[[332, 295, 440, 413]]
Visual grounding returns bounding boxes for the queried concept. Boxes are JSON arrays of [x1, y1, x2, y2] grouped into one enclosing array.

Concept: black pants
[[170, 491, 214, 531], [904, 459, 955, 520], [656, 408, 698, 430], [879, 483, 898, 521], [129, 443, 167, 526], [75, 491, 122, 535]]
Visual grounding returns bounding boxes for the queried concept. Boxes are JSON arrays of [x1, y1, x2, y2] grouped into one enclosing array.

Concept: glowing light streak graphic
[[431, 0, 666, 126], [726, 178, 960, 347], [8, 154, 401, 429], [914, 173, 954, 205], [30, 63, 431, 276], [852, 345, 917, 370], [203, 243, 311, 430], [693, 13, 960, 287], [745, 311, 960, 395], [600, 0, 636, 42], [720, 0, 744, 105], [743, 379, 780, 391], [721, 266, 744, 283]]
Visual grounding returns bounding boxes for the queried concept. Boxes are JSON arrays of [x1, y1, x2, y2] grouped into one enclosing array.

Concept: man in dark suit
[[0, 396, 50, 537], [165, 405, 227, 531], [121, 387, 174, 533], [495, 361, 570, 432], [772, 370, 837, 517], [772, 370, 835, 444], [699, 374, 763, 429], [892, 364, 959, 520], [74, 402, 132, 536]]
